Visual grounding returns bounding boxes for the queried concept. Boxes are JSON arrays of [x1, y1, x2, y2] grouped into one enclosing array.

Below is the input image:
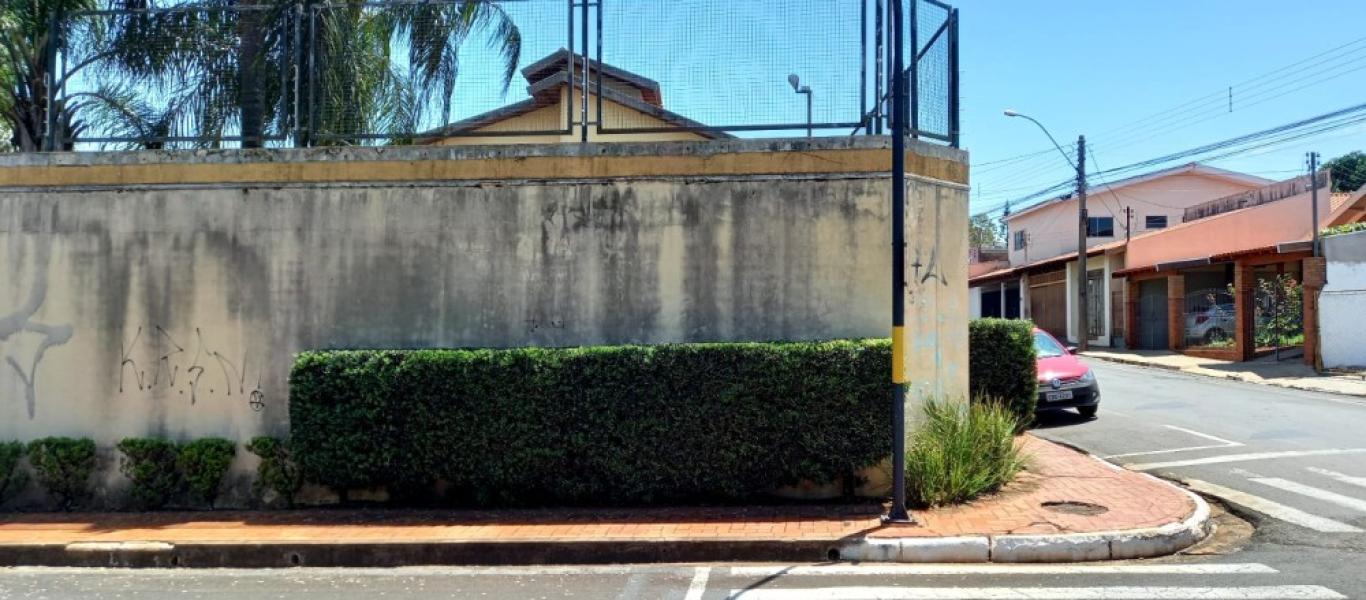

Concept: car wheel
[[1204, 328, 1227, 344], [1077, 405, 1098, 418]]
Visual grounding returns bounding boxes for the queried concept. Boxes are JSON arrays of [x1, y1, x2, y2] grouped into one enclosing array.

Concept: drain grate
[[1041, 501, 1109, 516]]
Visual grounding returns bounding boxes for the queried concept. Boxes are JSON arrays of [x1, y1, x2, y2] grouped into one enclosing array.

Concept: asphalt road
[[3, 360, 1366, 599]]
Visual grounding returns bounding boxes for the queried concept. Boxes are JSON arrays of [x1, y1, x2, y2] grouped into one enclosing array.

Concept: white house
[[970, 163, 1270, 347]]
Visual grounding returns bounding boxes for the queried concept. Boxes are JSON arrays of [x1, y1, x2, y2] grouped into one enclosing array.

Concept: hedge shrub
[[117, 438, 183, 510], [26, 437, 96, 511], [290, 341, 892, 506], [0, 441, 26, 504], [246, 437, 302, 507], [178, 438, 237, 508], [968, 319, 1038, 423]]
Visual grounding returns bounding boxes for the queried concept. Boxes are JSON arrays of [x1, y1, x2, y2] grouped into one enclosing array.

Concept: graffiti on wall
[[118, 326, 265, 412], [0, 243, 73, 420]]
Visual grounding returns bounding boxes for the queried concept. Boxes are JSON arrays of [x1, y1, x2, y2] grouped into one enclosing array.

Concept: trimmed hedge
[[26, 437, 96, 511], [178, 438, 236, 508], [117, 438, 182, 510], [967, 319, 1038, 423], [290, 341, 892, 506], [0, 441, 26, 504]]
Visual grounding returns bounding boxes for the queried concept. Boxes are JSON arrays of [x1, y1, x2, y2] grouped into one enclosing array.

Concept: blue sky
[[954, 0, 1366, 215], [442, 0, 1365, 216]]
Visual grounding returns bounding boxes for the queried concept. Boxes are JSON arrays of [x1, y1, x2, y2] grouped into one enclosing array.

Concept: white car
[[1186, 303, 1234, 344]]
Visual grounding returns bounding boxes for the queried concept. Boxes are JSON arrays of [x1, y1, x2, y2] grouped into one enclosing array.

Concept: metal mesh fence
[[60, 5, 294, 150], [912, 0, 954, 141], [47, 0, 957, 149], [307, 0, 570, 145], [598, 0, 867, 136]]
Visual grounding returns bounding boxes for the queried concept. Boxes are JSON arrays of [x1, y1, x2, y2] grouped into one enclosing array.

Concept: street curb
[[1083, 354, 1366, 399], [837, 449, 1212, 563], [0, 539, 845, 568]]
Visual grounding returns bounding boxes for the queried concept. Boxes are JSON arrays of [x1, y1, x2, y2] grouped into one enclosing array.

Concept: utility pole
[[885, 0, 912, 525], [1309, 151, 1321, 257], [1076, 135, 1089, 352], [1124, 207, 1133, 242]]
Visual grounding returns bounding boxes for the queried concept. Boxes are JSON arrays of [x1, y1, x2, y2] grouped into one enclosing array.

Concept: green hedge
[[968, 319, 1038, 423], [26, 437, 96, 511], [290, 341, 892, 506]]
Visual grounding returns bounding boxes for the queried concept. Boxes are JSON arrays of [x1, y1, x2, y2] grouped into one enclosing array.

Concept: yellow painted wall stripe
[[0, 148, 968, 188], [891, 325, 907, 384]]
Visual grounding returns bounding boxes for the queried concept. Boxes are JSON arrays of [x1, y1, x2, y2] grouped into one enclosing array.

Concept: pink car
[[1033, 328, 1100, 418]]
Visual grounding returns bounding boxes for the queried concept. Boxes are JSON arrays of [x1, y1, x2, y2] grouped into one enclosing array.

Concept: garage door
[[1029, 270, 1067, 341], [1137, 278, 1169, 350]]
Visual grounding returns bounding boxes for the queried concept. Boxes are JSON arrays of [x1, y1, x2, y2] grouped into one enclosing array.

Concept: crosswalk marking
[[1307, 467, 1366, 489], [1103, 425, 1243, 460], [1126, 449, 1366, 471], [725, 586, 1345, 599], [1182, 479, 1363, 533], [727, 564, 1278, 577], [685, 567, 711, 600], [1251, 477, 1366, 513]]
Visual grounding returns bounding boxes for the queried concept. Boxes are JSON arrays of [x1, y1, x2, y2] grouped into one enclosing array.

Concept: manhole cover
[[1041, 501, 1109, 516]]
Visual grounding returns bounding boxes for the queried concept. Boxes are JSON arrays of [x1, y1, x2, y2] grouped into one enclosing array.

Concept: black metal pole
[[806, 90, 813, 138], [43, 9, 61, 152], [886, 0, 912, 525], [874, 0, 883, 135], [580, 0, 589, 142]]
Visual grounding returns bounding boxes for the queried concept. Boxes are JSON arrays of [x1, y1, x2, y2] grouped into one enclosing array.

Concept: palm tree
[[77, 0, 523, 148], [0, 0, 95, 151]]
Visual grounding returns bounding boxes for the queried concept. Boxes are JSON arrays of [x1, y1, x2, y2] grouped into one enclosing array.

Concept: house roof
[[1003, 163, 1273, 222], [1111, 182, 1366, 277], [418, 50, 730, 141], [968, 239, 1126, 286]]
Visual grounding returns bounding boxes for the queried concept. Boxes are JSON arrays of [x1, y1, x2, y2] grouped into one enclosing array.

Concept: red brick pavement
[[0, 436, 1192, 546]]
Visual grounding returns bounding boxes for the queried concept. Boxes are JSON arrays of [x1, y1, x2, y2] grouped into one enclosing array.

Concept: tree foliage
[[969, 213, 1004, 250], [1, 0, 523, 150], [1325, 151, 1366, 193]]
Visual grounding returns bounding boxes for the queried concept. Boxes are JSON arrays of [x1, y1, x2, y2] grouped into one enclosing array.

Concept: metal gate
[[1184, 288, 1235, 348], [1136, 279, 1168, 350], [1255, 274, 1304, 360]]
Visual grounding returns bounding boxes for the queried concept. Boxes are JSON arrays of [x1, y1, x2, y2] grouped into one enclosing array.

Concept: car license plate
[[1045, 390, 1073, 402]]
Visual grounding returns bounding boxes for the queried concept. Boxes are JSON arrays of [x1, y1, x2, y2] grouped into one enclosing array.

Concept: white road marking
[[1251, 477, 1366, 513], [1127, 449, 1366, 471], [726, 564, 1278, 577], [1308, 467, 1366, 489], [725, 586, 1345, 599], [1182, 479, 1363, 533], [1163, 425, 1242, 446], [685, 567, 711, 600], [1102, 425, 1243, 460]]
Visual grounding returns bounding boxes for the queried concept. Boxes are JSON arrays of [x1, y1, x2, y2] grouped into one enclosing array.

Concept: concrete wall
[[1321, 230, 1366, 369], [1006, 172, 1261, 266], [0, 137, 970, 507]]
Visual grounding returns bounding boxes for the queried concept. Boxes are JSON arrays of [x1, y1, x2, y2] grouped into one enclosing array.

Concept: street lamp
[[1005, 109, 1090, 351], [789, 74, 813, 137]]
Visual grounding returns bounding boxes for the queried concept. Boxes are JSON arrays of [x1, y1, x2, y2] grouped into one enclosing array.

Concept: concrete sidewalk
[[1083, 349, 1366, 397], [0, 437, 1205, 567]]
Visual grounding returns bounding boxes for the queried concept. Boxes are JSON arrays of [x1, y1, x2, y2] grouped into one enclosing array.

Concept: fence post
[[43, 9, 61, 151], [908, 0, 918, 140], [292, 4, 304, 147], [948, 8, 960, 147]]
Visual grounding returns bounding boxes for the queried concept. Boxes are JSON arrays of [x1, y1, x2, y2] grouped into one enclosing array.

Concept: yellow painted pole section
[[891, 326, 907, 384]]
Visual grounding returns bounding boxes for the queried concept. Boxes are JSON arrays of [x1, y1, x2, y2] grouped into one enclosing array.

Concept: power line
[[974, 100, 1366, 218]]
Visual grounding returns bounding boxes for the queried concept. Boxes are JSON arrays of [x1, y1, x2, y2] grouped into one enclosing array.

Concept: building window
[[1146, 215, 1168, 229], [1087, 216, 1114, 237], [1013, 230, 1027, 250]]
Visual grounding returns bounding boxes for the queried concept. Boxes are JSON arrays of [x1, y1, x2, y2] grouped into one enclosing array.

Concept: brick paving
[[0, 436, 1192, 547]]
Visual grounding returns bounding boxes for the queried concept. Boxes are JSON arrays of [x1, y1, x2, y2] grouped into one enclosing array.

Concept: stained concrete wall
[[1321, 230, 1366, 369], [0, 137, 969, 507]]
